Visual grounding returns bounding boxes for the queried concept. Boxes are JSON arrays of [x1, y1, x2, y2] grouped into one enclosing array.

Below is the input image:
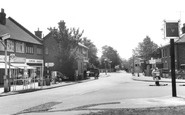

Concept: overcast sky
[[1, 0, 185, 59]]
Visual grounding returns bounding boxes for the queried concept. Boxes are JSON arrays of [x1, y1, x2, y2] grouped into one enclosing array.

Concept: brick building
[[0, 9, 43, 84], [43, 32, 88, 80], [161, 34, 185, 75]]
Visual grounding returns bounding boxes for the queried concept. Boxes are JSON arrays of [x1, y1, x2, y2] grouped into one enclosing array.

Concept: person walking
[[152, 67, 161, 86]]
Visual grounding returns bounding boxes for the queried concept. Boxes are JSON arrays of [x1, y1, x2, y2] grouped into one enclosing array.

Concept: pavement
[[132, 73, 185, 83], [0, 73, 110, 97]]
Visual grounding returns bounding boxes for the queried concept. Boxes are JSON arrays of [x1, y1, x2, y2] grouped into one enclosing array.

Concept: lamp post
[[104, 59, 107, 75], [0, 33, 11, 92], [109, 61, 112, 72]]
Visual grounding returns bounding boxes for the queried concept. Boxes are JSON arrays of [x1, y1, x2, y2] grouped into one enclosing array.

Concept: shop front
[[26, 59, 44, 86], [0, 55, 43, 90]]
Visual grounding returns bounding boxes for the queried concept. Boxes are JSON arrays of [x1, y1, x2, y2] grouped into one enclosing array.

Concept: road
[[1, 71, 185, 115]]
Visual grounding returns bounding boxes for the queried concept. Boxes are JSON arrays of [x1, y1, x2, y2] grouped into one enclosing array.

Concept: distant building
[[43, 32, 88, 80], [0, 9, 43, 84]]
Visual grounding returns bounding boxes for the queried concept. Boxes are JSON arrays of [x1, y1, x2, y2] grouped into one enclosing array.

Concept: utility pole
[[0, 33, 11, 92], [132, 55, 135, 76]]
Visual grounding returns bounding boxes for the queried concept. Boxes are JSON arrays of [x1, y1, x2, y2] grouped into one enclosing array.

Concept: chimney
[[0, 8, 6, 25], [182, 23, 185, 34], [35, 28, 42, 38]]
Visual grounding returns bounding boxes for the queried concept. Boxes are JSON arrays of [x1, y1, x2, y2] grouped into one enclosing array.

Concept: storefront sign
[[26, 59, 43, 63], [13, 57, 26, 63], [0, 55, 26, 63]]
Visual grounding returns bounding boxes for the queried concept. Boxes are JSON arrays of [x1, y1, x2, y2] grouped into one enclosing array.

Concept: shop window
[[26, 44, 34, 54], [16, 41, 25, 53]]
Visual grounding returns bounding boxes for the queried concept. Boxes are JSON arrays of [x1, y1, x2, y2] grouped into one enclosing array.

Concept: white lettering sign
[[26, 59, 43, 63]]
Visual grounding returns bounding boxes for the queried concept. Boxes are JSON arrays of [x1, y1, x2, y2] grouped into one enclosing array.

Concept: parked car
[[87, 68, 100, 79], [52, 71, 68, 82]]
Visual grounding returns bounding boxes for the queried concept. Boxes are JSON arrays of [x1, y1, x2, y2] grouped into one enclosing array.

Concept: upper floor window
[[37, 46, 42, 55], [7, 40, 14, 52], [44, 47, 48, 55], [16, 41, 25, 53], [0, 42, 5, 51], [26, 43, 34, 54]]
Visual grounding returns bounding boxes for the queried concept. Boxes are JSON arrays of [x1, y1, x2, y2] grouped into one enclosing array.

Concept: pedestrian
[[152, 67, 160, 86]]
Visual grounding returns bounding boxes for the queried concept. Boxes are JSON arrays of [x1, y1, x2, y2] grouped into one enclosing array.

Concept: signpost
[[164, 20, 180, 97], [45, 62, 54, 67]]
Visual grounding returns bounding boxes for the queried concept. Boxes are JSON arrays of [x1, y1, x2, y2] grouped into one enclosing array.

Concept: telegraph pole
[[0, 33, 11, 92]]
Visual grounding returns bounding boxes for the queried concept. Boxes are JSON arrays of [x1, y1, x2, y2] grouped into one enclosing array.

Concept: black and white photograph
[[1, 0, 185, 115]]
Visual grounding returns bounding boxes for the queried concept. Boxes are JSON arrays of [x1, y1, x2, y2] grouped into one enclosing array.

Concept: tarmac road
[[1, 71, 185, 115]]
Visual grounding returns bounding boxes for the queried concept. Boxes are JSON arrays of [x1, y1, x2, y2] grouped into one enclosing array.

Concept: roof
[[0, 17, 42, 45], [160, 34, 185, 48], [43, 32, 88, 49], [176, 34, 185, 43]]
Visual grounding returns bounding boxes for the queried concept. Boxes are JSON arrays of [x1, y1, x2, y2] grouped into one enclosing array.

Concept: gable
[[0, 17, 42, 45]]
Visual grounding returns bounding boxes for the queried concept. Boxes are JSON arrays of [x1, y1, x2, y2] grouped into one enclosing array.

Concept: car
[[87, 68, 100, 79], [51, 71, 68, 82]]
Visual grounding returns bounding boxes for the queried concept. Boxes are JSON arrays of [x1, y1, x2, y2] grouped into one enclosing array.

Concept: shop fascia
[[0, 55, 43, 64]]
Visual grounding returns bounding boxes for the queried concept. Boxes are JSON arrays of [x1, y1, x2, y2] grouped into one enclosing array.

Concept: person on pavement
[[152, 67, 161, 86]]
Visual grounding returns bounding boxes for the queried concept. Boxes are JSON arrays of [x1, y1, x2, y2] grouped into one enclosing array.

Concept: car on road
[[87, 68, 100, 79]]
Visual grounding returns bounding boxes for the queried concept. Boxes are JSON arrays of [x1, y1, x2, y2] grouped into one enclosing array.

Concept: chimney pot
[[0, 8, 6, 25], [35, 28, 42, 38]]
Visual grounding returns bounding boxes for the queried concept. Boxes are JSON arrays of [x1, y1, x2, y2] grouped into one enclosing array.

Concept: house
[[160, 34, 185, 77], [43, 32, 89, 80], [0, 9, 44, 84]]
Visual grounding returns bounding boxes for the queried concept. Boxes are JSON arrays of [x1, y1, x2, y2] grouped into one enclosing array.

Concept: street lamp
[[104, 59, 107, 75], [109, 61, 112, 72], [0, 33, 11, 92]]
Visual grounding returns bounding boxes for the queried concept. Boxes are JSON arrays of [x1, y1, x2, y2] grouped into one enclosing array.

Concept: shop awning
[[0, 63, 15, 69], [11, 63, 36, 69]]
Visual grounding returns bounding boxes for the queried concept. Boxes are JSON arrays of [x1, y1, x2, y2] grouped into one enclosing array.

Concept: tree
[[82, 38, 100, 68], [49, 20, 84, 80], [134, 36, 158, 60], [101, 45, 121, 69]]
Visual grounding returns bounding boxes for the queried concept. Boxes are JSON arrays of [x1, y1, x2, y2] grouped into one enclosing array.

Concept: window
[[0, 43, 4, 51], [37, 46, 42, 55], [26, 44, 34, 54], [45, 47, 48, 55], [7, 40, 14, 52], [16, 41, 25, 53]]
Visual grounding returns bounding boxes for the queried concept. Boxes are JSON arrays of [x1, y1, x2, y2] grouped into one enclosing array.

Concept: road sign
[[149, 59, 156, 64], [45, 62, 54, 67]]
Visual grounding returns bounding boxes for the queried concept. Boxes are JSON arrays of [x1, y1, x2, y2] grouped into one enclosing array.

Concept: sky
[[1, 0, 185, 60]]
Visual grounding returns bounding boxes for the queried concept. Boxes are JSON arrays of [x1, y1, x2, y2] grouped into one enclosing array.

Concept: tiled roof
[[0, 17, 42, 45], [176, 34, 185, 43]]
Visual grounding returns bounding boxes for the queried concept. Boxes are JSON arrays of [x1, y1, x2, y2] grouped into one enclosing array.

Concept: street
[[1, 71, 185, 115]]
